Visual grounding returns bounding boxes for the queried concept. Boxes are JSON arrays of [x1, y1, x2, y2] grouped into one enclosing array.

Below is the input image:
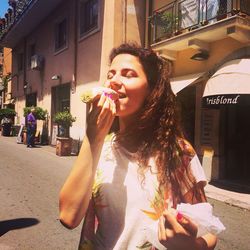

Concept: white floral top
[[79, 137, 207, 250]]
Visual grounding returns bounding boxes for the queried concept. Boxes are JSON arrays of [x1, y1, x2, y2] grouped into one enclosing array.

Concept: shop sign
[[202, 94, 250, 108]]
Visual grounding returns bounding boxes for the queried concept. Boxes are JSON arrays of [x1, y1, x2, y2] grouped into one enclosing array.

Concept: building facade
[[0, 47, 12, 109], [147, 0, 250, 184], [0, 0, 146, 150]]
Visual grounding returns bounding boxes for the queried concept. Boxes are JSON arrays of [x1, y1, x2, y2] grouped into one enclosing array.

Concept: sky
[[0, 0, 9, 18]]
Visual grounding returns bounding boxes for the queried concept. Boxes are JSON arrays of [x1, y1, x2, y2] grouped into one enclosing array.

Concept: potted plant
[[23, 106, 48, 121], [217, 3, 227, 21], [53, 110, 76, 156], [149, 10, 179, 42], [0, 108, 16, 136]]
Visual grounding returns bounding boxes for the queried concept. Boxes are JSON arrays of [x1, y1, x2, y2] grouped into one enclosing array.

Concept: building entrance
[[223, 105, 250, 182], [177, 85, 196, 146]]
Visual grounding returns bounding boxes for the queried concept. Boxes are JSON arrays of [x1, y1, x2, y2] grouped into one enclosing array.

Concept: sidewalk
[[205, 182, 250, 210]]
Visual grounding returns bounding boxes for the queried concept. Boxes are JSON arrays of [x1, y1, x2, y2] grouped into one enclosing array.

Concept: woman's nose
[[106, 75, 122, 89]]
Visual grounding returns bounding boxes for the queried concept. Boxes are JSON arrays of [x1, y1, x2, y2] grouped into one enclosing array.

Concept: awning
[[170, 72, 204, 95], [203, 58, 250, 107]]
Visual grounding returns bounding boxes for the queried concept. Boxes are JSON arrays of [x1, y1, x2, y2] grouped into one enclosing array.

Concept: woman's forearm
[[59, 136, 103, 229], [195, 233, 217, 250]]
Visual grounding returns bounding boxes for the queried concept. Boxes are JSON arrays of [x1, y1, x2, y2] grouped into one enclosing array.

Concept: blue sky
[[0, 0, 9, 18]]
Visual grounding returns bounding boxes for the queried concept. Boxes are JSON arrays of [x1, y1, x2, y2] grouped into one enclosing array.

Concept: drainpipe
[[122, 0, 127, 43], [72, 0, 79, 153], [72, 0, 78, 95], [145, 0, 153, 48], [23, 38, 27, 99]]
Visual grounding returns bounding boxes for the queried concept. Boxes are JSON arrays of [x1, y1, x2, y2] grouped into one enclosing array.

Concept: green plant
[[0, 108, 16, 120], [0, 73, 11, 91], [161, 11, 179, 33], [54, 111, 76, 128], [23, 106, 48, 120], [149, 11, 179, 37], [217, 2, 227, 18]]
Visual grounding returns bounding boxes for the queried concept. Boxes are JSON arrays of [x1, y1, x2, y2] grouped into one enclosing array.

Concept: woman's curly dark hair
[[109, 43, 196, 204]]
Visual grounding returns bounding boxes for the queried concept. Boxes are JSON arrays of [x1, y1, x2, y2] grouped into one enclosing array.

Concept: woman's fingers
[[176, 212, 198, 237], [158, 215, 175, 248], [158, 216, 167, 241], [161, 210, 197, 237], [97, 95, 114, 124], [87, 94, 116, 143]]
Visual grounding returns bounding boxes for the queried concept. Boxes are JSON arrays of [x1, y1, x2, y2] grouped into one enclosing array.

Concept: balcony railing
[[149, 0, 250, 44], [0, 0, 34, 40]]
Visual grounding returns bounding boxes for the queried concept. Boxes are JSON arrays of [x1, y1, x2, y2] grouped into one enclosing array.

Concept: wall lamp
[[51, 75, 60, 80], [190, 49, 209, 61], [23, 82, 28, 90]]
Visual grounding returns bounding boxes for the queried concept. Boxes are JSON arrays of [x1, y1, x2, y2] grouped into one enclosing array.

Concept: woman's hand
[[158, 210, 199, 250], [87, 93, 117, 145]]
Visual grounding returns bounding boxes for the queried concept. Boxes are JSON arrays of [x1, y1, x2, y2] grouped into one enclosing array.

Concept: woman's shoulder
[[177, 137, 196, 157]]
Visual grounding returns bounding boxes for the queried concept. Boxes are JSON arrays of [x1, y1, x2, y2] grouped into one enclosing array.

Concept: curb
[[205, 185, 250, 210]]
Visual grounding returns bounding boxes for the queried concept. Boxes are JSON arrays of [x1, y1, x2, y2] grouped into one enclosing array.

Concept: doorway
[[51, 83, 70, 144], [51, 83, 70, 114], [176, 85, 196, 146], [223, 105, 250, 182]]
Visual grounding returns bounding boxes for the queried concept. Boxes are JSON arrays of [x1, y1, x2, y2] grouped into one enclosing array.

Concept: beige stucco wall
[[3, 48, 12, 75], [152, 0, 172, 10], [11, 1, 76, 131], [2, 48, 12, 108], [174, 37, 245, 76], [10, 0, 147, 143], [72, 0, 147, 140]]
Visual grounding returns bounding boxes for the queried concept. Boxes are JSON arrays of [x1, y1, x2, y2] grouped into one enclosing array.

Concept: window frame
[[79, 0, 100, 39], [54, 17, 68, 54]]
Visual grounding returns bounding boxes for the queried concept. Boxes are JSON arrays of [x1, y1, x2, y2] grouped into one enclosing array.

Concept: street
[[0, 136, 81, 249], [0, 136, 250, 250]]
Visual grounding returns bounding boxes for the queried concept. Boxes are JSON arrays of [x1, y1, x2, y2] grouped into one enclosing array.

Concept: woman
[[59, 43, 217, 249]]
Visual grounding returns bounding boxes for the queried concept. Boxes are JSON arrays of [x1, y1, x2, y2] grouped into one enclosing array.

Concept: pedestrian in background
[[59, 43, 217, 249], [27, 107, 36, 148]]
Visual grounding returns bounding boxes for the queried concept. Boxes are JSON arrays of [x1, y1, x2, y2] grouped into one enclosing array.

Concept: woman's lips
[[118, 93, 126, 99]]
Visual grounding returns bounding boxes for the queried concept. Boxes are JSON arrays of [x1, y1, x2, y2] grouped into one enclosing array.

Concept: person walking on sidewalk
[[59, 43, 217, 249], [26, 107, 37, 148]]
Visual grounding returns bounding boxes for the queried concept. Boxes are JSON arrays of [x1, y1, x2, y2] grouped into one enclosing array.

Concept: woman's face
[[105, 54, 149, 118]]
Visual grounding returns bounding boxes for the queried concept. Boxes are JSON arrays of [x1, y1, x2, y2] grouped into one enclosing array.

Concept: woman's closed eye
[[122, 69, 138, 78], [107, 71, 115, 80], [107, 69, 138, 80]]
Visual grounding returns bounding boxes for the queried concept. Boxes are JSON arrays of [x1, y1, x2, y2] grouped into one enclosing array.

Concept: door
[[51, 83, 70, 144], [224, 105, 250, 181]]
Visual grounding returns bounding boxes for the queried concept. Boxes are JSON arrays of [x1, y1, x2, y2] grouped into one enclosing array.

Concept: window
[[26, 92, 37, 107], [55, 18, 67, 52], [18, 53, 24, 71], [80, 0, 99, 36]]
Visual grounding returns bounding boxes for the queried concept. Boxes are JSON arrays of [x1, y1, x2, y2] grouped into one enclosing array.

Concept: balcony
[[0, 0, 64, 48], [148, 0, 250, 58]]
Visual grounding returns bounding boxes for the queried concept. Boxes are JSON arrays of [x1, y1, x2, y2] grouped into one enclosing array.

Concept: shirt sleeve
[[189, 154, 207, 186]]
